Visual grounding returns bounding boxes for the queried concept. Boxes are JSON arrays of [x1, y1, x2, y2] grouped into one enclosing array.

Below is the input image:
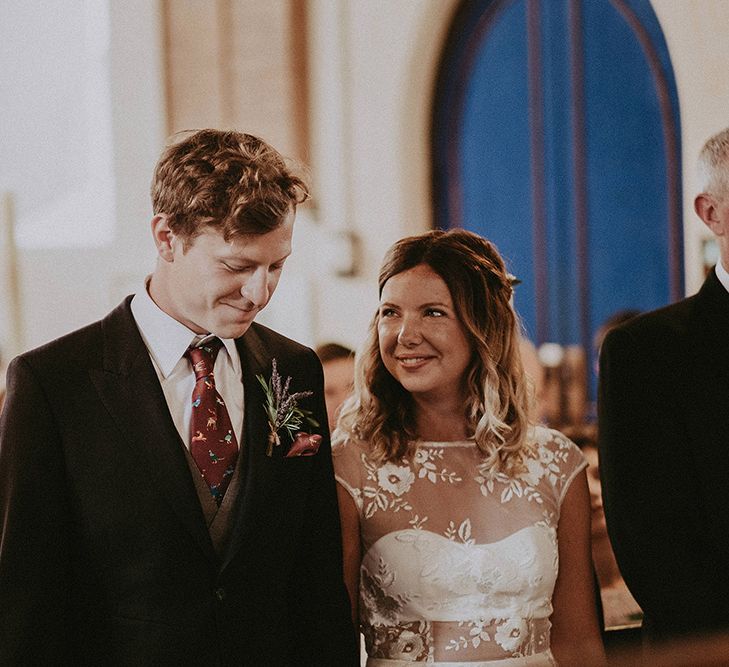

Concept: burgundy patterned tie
[[185, 338, 238, 504]]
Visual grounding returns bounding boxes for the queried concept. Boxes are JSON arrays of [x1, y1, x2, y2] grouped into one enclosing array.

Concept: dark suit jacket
[[598, 269, 729, 642], [0, 297, 358, 666]]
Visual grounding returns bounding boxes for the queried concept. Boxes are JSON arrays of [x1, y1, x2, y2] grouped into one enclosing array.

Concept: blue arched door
[[432, 0, 682, 395]]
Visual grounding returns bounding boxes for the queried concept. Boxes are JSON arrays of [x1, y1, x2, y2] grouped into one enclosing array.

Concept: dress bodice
[[333, 426, 586, 664]]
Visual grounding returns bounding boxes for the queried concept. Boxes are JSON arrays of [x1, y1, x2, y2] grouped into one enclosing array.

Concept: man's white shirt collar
[[716, 261, 729, 296], [130, 282, 240, 378]]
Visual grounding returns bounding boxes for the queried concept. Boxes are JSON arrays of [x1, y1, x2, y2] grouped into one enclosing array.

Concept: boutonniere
[[256, 358, 320, 457]]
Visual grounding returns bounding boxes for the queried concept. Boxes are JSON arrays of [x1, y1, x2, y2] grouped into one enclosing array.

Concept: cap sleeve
[[331, 439, 366, 514], [533, 426, 588, 507]]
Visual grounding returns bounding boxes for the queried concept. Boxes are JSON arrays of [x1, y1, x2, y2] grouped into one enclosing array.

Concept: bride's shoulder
[[331, 434, 370, 462], [529, 423, 579, 449], [527, 424, 586, 470]]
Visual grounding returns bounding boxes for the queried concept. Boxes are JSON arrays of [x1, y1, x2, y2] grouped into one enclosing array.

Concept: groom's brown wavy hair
[[334, 229, 533, 473], [151, 129, 309, 248]]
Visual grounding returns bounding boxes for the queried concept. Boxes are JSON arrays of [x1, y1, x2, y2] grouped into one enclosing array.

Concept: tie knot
[[185, 337, 223, 381]]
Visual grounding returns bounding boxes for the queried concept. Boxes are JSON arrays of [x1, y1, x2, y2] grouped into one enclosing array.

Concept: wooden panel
[[161, 0, 309, 162], [162, 0, 224, 135]]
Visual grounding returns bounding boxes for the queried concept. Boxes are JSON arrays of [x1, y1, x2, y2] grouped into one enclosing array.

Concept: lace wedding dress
[[333, 426, 586, 666]]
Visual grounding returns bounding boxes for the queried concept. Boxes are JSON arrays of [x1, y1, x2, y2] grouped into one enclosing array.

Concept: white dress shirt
[[130, 285, 244, 449], [716, 261, 729, 295]]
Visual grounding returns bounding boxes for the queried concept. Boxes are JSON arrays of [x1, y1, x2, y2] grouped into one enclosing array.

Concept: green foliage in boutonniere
[[256, 358, 320, 456]]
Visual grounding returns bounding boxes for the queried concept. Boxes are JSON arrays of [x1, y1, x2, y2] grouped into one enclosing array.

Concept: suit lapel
[[689, 271, 729, 378], [89, 298, 215, 562], [222, 325, 283, 569], [689, 273, 729, 547], [685, 272, 729, 464]]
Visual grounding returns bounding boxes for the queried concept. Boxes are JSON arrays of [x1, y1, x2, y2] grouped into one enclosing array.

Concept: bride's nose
[[397, 316, 422, 347]]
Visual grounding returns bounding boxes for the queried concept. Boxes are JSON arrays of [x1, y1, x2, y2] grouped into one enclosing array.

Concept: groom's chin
[[213, 320, 255, 340]]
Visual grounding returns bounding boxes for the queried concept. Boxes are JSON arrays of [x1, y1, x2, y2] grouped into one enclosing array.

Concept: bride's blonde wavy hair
[[334, 229, 534, 474]]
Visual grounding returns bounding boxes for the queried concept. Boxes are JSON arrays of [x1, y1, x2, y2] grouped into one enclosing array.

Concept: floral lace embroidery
[[364, 621, 434, 662], [475, 466, 546, 505], [444, 518, 475, 545], [445, 617, 492, 652], [337, 428, 586, 663], [361, 449, 462, 519], [495, 617, 529, 653], [474, 429, 573, 504], [445, 617, 548, 656], [414, 447, 463, 483], [362, 460, 414, 518], [409, 514, 428, 530], [360, 557, 411, 624]]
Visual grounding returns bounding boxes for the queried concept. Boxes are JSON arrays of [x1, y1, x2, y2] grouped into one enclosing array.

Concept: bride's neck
[[414, 397, 469, 442]]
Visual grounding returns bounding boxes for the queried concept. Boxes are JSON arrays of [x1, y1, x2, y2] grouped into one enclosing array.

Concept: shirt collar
[[715, 262, 729, 295], [130, 279, 241, 378]]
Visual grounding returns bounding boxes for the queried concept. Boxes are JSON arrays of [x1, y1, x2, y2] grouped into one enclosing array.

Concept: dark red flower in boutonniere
[[285, 432, 322, 458]]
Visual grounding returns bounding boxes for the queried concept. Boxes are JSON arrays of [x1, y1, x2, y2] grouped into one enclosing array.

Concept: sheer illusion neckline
[[416, 439, 475, 448]]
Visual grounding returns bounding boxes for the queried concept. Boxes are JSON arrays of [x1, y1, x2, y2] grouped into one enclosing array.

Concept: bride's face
[[377, 264, 472, 406]]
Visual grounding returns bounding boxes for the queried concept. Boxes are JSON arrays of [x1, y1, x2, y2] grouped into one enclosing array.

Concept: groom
[[0, 129, 358, 665]]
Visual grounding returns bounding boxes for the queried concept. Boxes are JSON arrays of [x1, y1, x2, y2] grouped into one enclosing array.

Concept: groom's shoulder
[[244, 322, 316, 362], [15, 297, 132, 372]]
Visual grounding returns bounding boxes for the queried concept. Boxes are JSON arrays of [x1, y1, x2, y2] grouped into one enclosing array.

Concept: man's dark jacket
[[599, 269, 729, 642]]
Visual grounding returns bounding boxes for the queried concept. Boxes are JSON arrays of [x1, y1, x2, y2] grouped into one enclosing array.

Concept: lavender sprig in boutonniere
[[256, 358, 320, 457]]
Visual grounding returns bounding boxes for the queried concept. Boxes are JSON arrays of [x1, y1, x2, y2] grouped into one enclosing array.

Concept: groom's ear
[[151, 214, 176, 262]]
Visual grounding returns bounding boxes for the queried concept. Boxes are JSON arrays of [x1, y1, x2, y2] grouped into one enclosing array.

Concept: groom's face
[[158, 211, 294, 339]]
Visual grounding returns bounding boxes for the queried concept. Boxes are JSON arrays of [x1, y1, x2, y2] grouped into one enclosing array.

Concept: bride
[[332, 229, 606, 666]]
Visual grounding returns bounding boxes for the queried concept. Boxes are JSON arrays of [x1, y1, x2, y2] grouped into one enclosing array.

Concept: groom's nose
[[241, 269, 269, 308]]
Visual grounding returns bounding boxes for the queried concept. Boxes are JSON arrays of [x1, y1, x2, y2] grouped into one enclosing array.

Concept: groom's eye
[[222, 262, 250, 273]]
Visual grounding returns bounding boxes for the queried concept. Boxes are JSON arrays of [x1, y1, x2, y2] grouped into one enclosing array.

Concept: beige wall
[[2, 0, 729, 363], [0, 0, 165, 359]]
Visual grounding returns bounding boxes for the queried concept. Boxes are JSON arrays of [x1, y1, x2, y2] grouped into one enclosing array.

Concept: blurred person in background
[[316, 342, 355, 433], [518, 335, 546, 423]]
